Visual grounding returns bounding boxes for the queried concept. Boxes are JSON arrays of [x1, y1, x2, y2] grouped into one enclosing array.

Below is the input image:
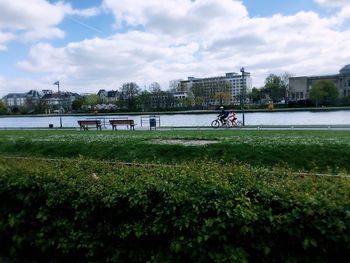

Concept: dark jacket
[[219, 109, 229, 118]]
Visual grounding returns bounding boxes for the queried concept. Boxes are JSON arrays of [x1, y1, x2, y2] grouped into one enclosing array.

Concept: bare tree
[[169, 79, 182, 92], [149, 82, 162, 94], [119, 82, 141, 111]]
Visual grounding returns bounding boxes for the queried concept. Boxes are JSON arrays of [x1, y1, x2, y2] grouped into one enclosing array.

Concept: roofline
[[290, 73, 340, 79]]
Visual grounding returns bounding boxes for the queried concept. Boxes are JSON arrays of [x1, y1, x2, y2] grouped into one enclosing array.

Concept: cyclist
[[228, 110, 237, 125], [218, 106, 229, 124]]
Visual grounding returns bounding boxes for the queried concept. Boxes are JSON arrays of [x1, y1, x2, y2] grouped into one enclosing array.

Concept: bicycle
[[211, 116, 243, 128]]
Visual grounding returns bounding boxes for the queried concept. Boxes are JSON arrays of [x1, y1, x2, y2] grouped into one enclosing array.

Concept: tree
[[264, 74, 286, 102], [249, 87, 262, 103], [148, 82, 163, 109], [120, 82, 141, 111], [149, 82, 162, 94], [138, 90, 151, 112], [194, 96, 205, 108], [213, 91, 231, 105], [0, 101, 8, 115], [72, 97, 85, 111], [169, 79, 182, 92], [84, 94, 101, 106], [184, 94, 195, 108], [281, 72, 293, 102], [309, 80, 339, 107]]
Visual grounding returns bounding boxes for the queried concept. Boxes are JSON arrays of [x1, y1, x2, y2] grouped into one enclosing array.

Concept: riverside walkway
[[1, 124, 350, 131], [158, 124, 350, 131]]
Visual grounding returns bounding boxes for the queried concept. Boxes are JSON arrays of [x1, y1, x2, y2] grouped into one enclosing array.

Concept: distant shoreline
[[1, 106, 350, 118]]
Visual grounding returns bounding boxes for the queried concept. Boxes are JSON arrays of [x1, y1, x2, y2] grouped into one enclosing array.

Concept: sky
[[1, 0, 350, 96]]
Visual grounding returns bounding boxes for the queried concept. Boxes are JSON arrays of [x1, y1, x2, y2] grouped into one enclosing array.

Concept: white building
[[225, 72, 252, 103], [2, 93, 27, 108], [179, 71, 252, 105]]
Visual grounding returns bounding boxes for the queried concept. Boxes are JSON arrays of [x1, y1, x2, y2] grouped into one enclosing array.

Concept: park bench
[[77, 120, 102, 131], [109, 119, 135, 130]]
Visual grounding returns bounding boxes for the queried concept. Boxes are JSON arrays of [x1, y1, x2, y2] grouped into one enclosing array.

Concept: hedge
[[0, 157, 350, 262]]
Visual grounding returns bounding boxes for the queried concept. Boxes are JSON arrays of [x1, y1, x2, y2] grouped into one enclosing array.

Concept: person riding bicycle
[[218, 106, 229, 124], [228, 110, 237, 125]]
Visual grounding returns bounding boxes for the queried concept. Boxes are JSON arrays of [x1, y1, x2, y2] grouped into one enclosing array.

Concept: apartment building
[[179, 71, 252, 106]]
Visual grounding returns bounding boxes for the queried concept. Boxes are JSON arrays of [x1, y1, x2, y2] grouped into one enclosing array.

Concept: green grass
[[0, 129, 349, 173]]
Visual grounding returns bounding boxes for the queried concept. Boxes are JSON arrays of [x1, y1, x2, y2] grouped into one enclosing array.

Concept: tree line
[[1, 74, 349, 115]]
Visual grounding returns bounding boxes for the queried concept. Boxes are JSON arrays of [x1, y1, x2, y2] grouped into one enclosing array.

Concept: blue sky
[[1, 0, 350, 96]]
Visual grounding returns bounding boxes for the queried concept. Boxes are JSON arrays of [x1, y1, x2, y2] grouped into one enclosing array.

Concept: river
[[0, 110, 349, 128]]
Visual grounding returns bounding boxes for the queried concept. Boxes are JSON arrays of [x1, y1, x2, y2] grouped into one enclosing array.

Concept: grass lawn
[[0, 129, 349, 173]]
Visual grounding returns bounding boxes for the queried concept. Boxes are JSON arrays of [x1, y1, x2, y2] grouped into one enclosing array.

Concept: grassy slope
[[0, 130, 349, 172]]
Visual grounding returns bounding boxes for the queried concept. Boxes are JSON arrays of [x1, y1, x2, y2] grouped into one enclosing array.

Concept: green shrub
[[1, 157, 349, 262]]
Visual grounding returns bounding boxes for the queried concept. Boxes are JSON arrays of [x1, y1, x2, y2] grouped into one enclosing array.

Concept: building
[[25, 90, 42, 107], [178, 71, 252, 106], [173, 91, 189, 100], [289, 64, 350, 101], [41, 92, 78, 112], [97, 89, 119, 104], [2, 93, 27, 108]]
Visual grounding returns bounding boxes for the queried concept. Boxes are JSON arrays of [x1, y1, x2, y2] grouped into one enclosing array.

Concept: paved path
[[157, 124, 350, 131], [1, 124, 350, 131]]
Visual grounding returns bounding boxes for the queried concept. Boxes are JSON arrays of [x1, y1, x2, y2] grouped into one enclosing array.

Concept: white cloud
[[0, 31, 15, 51], [103, 0, 247, 39], [2, 0, 350, 97], [0, 0, 63, 30], [16, 32, 201, 91], [0, 75, 52, 95], [0, 0, 100, 46], [315, 0, 350, 7], [55, 1, 101, 17]]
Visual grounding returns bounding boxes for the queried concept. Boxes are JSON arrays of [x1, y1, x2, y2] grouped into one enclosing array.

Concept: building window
[[300, 92, 303, 99]]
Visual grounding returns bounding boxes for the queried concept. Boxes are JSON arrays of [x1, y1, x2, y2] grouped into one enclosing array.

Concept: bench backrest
[[109, 119, 134, 125], [78, 120, 101, 125]]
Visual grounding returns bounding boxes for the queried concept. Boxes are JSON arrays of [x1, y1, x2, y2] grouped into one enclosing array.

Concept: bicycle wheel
[[211, 120, 221, 128], [226, 120, 233, 128], [223, 120, 230, 128], [236, 121, 243, 127]]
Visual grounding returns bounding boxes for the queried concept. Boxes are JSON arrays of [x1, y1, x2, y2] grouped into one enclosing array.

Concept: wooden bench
[[109, 119, 135, 130], [78, 120, 102, 131]]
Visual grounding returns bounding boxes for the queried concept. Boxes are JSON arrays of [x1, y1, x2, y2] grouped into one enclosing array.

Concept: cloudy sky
[[1, 0, 350, 96]]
